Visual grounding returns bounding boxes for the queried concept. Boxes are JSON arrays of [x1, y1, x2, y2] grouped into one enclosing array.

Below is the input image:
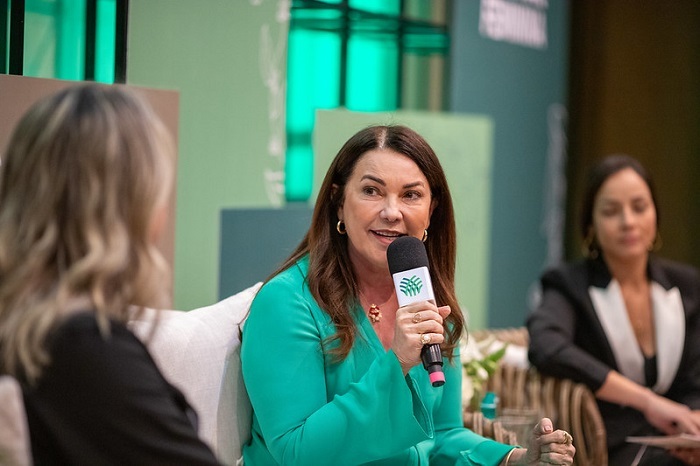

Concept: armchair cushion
[[0, 375, 31, 466]]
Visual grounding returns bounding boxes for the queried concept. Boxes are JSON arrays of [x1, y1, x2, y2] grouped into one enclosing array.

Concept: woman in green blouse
[[241, 125, 575, 465]]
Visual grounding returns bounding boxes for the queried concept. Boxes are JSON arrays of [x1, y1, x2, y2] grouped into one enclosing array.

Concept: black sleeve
[[665, 262, 700, 407], [675, 306, 700, 407], [527, 267, 612, 391], [24, 314, 222, 466]]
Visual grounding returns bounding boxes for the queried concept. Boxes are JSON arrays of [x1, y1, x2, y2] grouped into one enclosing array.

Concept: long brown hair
[[0, 84, 174, 383], [273, 125, 464, 361]]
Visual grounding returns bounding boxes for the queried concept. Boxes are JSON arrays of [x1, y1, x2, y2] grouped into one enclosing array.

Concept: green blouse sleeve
[[241, 271, 432, 465]]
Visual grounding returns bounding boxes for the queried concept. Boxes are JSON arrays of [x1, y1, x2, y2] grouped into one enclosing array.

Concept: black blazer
[[527, 256, 700, 463]]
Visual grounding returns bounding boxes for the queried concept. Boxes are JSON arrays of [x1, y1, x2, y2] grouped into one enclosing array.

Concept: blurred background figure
[[528, 154, 700, 465]]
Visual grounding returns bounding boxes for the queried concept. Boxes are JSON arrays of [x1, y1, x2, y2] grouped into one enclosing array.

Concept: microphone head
[[387, 236, 429, 274]]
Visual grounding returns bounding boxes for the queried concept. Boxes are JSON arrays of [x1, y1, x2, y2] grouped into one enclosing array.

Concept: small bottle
[[480, 391, 499, 420]]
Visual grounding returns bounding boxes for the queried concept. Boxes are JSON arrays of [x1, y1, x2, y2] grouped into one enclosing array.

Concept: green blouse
[[241, 256, 513, 465]]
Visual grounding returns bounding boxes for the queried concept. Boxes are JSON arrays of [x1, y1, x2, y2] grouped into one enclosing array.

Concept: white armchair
[[0, 375, 32, 466]]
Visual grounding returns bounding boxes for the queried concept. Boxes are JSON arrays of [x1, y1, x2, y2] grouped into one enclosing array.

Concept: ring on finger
[[420, 333, 432, 345], [563, 432, 573, 446], [412, 312, 422, 324]]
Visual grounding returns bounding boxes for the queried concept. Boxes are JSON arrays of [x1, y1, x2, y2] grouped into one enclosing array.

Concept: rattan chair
[[468, 328, 608, 466], [463, 410, 519, 446]]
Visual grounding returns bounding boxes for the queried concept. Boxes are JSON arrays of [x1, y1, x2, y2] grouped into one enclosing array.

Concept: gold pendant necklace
[[368, 304, 382, 324]]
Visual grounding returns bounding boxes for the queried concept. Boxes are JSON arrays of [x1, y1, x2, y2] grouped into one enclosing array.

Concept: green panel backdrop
[[127, 0, 288, 310]]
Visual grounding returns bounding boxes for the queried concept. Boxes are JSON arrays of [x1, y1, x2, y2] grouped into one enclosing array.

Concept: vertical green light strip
[[285, 26, 341, 202], [349, 0, 399, 15], [346, 34, 398, 111], [347, 1, 400, 110], [94, 0, 115, 83], [285, 0, 401, 201], [1, 0, 8, 73], [56, 0, 86, 80]]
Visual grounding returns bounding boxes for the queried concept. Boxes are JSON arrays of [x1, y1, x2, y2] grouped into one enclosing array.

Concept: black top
[[645, 354, 658, 388], [19, 312, 221, 465]]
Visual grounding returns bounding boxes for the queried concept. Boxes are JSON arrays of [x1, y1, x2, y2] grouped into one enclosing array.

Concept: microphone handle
[[418, 299, 445, 387], [421, 343, 445, 387]]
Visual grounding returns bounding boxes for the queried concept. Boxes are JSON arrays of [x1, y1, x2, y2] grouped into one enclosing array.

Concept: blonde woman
[[0, 85, 220, 465]]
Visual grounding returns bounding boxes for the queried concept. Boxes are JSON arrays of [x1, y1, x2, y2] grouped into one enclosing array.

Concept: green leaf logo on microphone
[[399, 275, 423, 297]]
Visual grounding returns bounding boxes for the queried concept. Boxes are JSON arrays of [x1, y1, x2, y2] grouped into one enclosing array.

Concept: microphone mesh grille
[[387, 236, 429, 274]]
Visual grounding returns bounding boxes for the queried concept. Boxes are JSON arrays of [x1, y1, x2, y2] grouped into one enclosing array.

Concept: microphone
[[387, 236, 445, 387]]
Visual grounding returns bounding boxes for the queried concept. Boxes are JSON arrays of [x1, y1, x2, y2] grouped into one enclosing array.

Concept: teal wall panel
[[219, 207, 313, 301], [449, 0, 570, 328]]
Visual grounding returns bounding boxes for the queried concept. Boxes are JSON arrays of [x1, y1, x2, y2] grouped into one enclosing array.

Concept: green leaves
[[462, 342, 507, 411]]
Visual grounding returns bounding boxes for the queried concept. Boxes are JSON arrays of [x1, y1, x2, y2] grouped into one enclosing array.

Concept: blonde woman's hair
[[0, 84, 174, 383]]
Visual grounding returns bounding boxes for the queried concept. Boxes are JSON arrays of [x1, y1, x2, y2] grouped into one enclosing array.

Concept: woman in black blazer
[[528, 155, 700, 465]]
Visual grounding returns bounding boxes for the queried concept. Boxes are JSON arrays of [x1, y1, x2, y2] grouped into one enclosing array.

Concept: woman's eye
[[632, 202, 648, 213], [404, 191, 422, 200], [362, 186, 378, 195]]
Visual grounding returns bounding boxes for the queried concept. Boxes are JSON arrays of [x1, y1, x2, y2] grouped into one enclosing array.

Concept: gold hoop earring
[[650, 232, 663, 252], [422, 229, 428, 242], [581, 228, 599, 259], [336, 220, 346, 235]]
